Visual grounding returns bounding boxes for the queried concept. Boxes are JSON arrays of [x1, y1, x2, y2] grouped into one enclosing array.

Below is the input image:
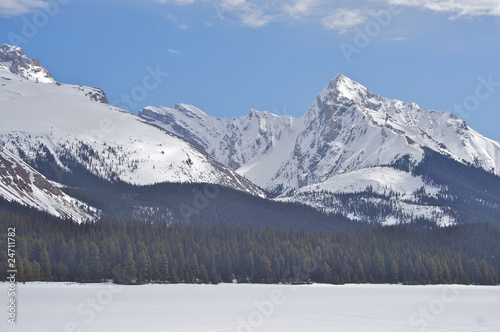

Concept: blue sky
[[1, 0, 500, 141]]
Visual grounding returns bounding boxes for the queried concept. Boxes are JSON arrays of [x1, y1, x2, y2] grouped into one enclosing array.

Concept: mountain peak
[[306, 74, 375, 121], [0, 44, 55, 83], [323, 74, 371, 101], [330, 73, 350, 84], [0, 44, 23, 55]]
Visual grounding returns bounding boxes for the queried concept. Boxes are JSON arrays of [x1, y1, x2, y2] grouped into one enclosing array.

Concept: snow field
[[0, 282, 498, 332]]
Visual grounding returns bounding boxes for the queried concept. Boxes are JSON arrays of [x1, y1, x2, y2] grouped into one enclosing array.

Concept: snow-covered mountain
[[2, 44, 499, 227], [0, 146, 98, 223], [0, 44, 264, 218], [278, 74, 500, 189], [140, 74, 500, 226]]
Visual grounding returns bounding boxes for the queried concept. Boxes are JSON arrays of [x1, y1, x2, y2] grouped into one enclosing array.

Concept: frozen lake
[[1, 282, 499, 331]]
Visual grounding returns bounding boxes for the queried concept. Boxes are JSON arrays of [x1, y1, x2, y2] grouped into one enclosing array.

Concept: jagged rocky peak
[[0, 44, 55, 83], [0, 44, 109, 104], [319, 74, 374, 102], [305, 74, 376, 123]]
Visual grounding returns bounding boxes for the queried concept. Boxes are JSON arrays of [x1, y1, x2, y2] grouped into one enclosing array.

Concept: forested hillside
[[0, 200, 498, 285]]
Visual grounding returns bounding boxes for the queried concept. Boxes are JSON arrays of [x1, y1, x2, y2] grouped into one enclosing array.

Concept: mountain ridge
[[141, 74, 500, 191]]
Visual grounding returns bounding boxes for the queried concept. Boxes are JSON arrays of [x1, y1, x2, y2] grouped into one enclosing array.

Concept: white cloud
[[154, 0, 276, 27], [390, 36, 406, 41], [386, 0, 500, 18], [167, 48, 182, 55], [283, 0, 320, 19], [322, 8, 368, 33], [163, 13, 192, 30], [239, 10, 273, 27], [0, 0, 48, 16], [156, 0, 196, 4], [150, 0, 500, 31], [219, 0, 276, 27]]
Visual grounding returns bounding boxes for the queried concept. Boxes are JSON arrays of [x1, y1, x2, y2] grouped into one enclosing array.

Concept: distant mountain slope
[[0, 146, 97, 222]]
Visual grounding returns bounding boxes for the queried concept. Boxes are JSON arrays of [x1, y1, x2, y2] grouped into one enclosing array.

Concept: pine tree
[[122, 246, 137, 284], [388, 258, 399, 284], [355, 258, 366, 283], [40, 247, 52, 280], [260, 254, 273, 283], [373, 250, 386, 283], [158, 253, 169, 281], [199, 264, 209, 284], [88, 242, 102, 281], [136, 250, 151, 282], [170, 268, 180, 284], [209, 266, 220, 284]]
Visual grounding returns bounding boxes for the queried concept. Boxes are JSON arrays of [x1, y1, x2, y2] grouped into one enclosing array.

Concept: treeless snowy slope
[[1, 283, 498, 332], [295, 167, 441, 199]]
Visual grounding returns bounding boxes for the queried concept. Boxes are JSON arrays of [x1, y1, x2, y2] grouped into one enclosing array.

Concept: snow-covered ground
[[1, 282, 498, 331]]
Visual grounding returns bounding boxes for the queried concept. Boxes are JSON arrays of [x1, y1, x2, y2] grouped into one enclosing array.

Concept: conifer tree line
[[0, 207, 499, 285]]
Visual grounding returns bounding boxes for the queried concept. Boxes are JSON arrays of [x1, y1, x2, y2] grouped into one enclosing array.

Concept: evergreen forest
[[1, 200, 498, 286]]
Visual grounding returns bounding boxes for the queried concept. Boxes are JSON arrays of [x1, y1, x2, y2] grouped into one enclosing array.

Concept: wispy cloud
[[167, 48, 182, 55], [322, 8, 368, 33], [150, 0, 500, 31], [0, 0, 48, 16], [163, 13, 192, 30], [152, 0, 376, 30], [386, 0, 500, 18], [156, 0, 196, 4], [390, 36, 406, 41], [219, 0, 275, 28], [283, 0, 320, 19]]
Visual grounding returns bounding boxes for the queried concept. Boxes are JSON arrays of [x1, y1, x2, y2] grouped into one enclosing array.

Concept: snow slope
[[1, 282, 498, 332], [140, 104, 306, 186], [0, 45, 264, 205], [0, 147, 98, 223]]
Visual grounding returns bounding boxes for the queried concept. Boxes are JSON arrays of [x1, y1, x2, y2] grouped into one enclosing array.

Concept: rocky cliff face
[[0, 44, 55, 83]]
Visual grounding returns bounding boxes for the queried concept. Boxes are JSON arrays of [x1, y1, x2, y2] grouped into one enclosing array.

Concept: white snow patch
[[1, 282, 498, 332]]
